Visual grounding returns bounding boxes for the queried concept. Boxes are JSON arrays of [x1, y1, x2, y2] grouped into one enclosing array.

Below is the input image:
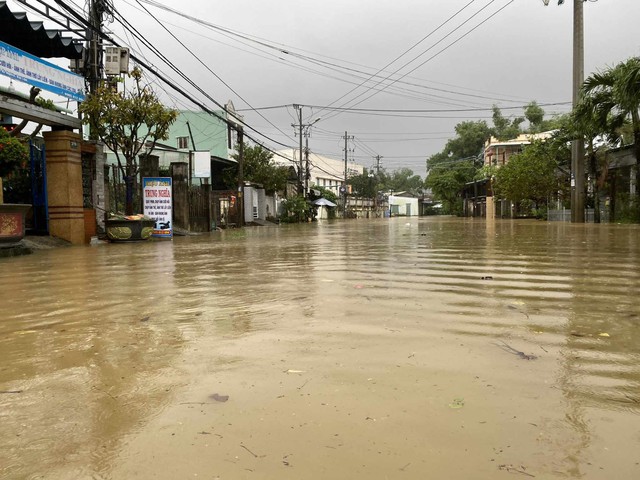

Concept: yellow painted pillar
[[486, 196, 495, 220], [44, 130, 85, 245]]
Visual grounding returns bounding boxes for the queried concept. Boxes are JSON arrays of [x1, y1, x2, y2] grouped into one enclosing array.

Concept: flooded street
[[1, 217, 639, 479]]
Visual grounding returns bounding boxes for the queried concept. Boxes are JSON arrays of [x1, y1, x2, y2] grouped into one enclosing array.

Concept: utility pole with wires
[[292, 104, 304, 195], [87, 0, 106, 95], [543, 0, 589, 223], [292, 106, 321, 197], [342, 132, 354, 219], [374, 155, 383, 176]]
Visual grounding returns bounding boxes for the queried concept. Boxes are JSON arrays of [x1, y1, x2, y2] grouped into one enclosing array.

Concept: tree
[[386, 167, 424, 195], [494, 140, 565, 214], [425, 159, 476, 215], [79, 68, 178, 215], [492, 105, 524, 140], [583, 57, 640, 218], [572, 90, 620, 222], [226, 143, 289, 194], [348, 169, 379, 198], [524, 101, 546, 133], [425, 120, 491, 214]]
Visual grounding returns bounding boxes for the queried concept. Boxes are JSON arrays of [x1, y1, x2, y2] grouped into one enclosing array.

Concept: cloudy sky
[[4, 0, 640, 177]]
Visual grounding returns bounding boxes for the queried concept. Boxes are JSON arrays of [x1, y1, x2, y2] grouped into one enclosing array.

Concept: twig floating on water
[[498, 464, 535, 477], [240, 444, 264, 458]]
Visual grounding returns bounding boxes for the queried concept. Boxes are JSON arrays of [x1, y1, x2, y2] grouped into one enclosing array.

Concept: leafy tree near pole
[[493, 140, 566, 215], [492, 105, 524, 140], [582, 57, 640, 219], [225, 143, 289, 194], [79, 68, 178, 215], [425, 120, 491, 214]]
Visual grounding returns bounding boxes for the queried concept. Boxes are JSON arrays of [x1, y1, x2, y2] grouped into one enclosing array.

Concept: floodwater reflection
[[1, 218, 639, 479]]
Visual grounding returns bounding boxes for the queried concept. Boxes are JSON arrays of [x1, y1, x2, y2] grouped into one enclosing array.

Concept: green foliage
[[349, 169, 378, 198], [524, 101, 545, 131], [425, 120, 490, 214], [445, 121, 493, 158], [492, 105, 524, 140], [226, 143, 289, 194], [312, 185, 338, 204], [280, 195, 311, 223], [385, 167, 424, 195], [493, 140, 564, 207], [35, 97, 56, 111], [425, 159, 476, 215], [79, 68, 178, 214], [0, 127, 29, 178]]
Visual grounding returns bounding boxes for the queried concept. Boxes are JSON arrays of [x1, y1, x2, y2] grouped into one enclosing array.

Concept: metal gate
[[29, 140, 48, 234]]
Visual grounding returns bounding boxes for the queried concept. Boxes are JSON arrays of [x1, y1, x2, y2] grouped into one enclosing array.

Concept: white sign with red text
[[143, 177, 172, 238]]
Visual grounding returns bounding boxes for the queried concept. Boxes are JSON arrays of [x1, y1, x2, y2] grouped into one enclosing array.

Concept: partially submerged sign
[[0, 40, 85, 101], [142, 177, 173, 238]]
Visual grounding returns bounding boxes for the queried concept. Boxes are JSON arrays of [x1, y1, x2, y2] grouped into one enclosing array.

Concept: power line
[[320, 0, 515, 122]]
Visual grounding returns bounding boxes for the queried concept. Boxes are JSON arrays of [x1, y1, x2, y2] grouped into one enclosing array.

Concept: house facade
[[274, 148, 364, 195], [388, 192, 419, 217]]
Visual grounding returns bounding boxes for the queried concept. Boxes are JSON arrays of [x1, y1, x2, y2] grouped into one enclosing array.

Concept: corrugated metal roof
[[0, 1, 83, 59]]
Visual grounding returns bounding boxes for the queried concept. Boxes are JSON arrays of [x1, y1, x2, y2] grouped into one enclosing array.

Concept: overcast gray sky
[[5, 0, 640, 176]]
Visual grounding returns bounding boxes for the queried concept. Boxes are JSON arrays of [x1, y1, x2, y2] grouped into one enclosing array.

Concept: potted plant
[[0, 126, 30, 246], [79, 68, 177, 241]]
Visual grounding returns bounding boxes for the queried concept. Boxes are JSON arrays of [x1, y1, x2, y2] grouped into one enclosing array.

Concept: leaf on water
[[598, 332, 610, 337], [449, 398, 465, 409], [284, 369, 305, 374]]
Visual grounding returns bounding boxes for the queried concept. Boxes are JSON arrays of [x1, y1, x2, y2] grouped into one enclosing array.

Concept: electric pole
[[237, 126, 244, 228], [375, 155, 383, 176], [87, 0, 104, 95], [342, 132, 354, 219], [571, 0, 585, 223], [543, 0, 588, 222], [293, 104, 304, 194], [304, 130, 310, 195], [292, 110, 320, 198]]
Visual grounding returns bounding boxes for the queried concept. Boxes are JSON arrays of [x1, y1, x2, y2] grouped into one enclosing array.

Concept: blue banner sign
[[0, 40, 85, 101]]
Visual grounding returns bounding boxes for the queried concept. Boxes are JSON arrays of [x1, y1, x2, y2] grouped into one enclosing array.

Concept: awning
[[0, 1, 83, 59], [313, 198, 337, 207]]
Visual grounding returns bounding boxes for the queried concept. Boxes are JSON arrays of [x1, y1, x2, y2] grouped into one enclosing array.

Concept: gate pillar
[[43, 130, 85, 245]]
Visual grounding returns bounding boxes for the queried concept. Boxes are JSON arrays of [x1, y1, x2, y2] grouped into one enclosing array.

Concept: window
[[177, 136, 189, 149]]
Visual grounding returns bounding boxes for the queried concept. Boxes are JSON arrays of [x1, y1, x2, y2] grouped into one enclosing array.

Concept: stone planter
[[0, 203, 31, 246], [105, 218, 155, 242]]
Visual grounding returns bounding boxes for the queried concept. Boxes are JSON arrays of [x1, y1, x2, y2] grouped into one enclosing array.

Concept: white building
[[275, 149, 364, 195]]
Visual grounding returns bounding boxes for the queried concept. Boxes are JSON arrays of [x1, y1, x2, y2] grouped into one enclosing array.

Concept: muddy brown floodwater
[[1, 217, 639, 479]]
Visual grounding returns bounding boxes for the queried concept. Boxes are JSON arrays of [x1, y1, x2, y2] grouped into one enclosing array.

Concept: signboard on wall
[[0, 40, 85, 101], [192, 150, 211, 178], [142, 177, 173, 238]]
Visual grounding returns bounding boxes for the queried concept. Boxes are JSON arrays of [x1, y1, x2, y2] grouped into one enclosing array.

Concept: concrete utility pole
[[543, 0, 587, 222], [304, 131, 310, 195], [571, 0, 586, 223], [343, 131, 350, 219], [236, 127, 244, 228], [292, 110, 320, 198], [87, 0, 104, 95], [293, 104, 304, 193], [375, 155, 383, 176]]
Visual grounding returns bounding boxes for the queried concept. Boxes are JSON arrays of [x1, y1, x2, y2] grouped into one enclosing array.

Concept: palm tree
[[573, 90, 621, 222], [582, 57, 640, 219]]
